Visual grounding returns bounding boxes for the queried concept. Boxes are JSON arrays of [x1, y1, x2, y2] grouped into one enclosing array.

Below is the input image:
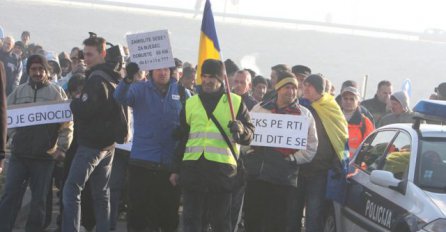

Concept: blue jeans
[[109, 149, 129, 230], [293, 172, 328, 232], [0, 155, 55, 232], [62, 145, 114, 232]]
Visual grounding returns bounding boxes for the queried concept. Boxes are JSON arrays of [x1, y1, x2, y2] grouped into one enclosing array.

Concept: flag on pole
[[196, 0, 221, 85]]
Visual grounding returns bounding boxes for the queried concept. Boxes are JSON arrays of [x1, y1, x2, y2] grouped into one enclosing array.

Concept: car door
[[341, 129, 414, 232]]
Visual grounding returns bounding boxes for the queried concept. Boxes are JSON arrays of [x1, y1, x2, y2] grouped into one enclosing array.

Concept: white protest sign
[[250, 112, 309, 150], [7, 101, 72, 128], [126, 30, 175, 71]]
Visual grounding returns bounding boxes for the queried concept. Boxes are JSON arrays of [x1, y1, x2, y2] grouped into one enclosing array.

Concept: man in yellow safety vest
[[170, 59, 254, 232]]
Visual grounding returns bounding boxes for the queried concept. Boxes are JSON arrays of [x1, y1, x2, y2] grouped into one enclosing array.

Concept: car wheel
[[323, 205, 336, 232]]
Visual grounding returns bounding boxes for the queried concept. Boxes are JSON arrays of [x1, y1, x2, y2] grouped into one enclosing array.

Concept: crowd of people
[[0, 28, 445, 232]]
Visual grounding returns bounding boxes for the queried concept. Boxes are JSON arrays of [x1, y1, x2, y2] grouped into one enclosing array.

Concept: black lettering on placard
[[287, 121, 303, 130], [294, 138, 307, 147], [252, 118, 267, 128], [253, 134, 263, 143], [270, 119, 283, 128], [16, 114, 25, 124], [286, 137, 292, 145], [7, 116, 12, 125], [267, 135, 283, 144]]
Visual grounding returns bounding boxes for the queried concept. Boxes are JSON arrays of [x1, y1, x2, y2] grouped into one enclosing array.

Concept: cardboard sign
[[7, 101, 72, 128], [250, 112, 309, 150], [126, 30, 175, 71]]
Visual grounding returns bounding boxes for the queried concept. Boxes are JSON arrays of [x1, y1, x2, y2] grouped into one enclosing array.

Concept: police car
[[324, 100, 446, 232]]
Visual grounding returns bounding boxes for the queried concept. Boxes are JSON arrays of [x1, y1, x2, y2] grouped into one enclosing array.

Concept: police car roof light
[[413, 100, 446, 129]]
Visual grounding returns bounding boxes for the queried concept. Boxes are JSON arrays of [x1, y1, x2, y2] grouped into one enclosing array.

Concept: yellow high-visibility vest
[[183, 93, 242, 166]]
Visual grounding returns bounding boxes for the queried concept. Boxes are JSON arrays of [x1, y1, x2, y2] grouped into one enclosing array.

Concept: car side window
[[381, 131, 411, 179], [354, 130, 397, 173]]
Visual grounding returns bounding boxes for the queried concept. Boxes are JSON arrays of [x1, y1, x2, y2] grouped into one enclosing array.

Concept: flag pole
[[221, 60, 236, 121]]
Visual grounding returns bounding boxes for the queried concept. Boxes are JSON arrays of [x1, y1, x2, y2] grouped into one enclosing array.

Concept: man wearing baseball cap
[[341, 86, 374, 157]]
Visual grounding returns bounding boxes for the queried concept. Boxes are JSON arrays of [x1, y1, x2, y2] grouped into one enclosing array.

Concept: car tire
[[323, 205, 337, 232]]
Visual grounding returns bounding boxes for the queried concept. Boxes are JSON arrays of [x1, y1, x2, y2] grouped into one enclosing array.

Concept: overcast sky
[[103, 0, 445, 32]]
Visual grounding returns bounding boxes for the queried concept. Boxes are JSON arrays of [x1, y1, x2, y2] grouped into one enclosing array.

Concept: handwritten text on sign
[[126, 30, 175, 71], [7, 101, 72, 128], [250, 112, 309, 150]]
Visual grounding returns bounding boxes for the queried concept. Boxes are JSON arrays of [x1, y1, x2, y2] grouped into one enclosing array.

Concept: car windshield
[[417, 138, 446, 192]]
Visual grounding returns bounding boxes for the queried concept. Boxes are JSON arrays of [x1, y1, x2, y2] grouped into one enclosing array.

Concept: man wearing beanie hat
[[244, 70, 318, 232], [292, 74, 349, 232], [171, 59, 254, 232], [0, 54, 73, 231], [114, 60, 189, 231], [379, 91, 416, 127]]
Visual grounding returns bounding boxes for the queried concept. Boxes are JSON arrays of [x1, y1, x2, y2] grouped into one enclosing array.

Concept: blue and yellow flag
[[196, 0, 221, 85]]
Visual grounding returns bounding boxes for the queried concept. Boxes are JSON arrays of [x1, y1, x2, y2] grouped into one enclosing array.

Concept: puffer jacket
[[7, 80, 73, 159]]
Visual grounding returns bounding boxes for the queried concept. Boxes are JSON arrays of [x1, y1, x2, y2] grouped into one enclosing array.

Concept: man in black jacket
[[170, 59, 254, 232], [62, 36, 121, 232]]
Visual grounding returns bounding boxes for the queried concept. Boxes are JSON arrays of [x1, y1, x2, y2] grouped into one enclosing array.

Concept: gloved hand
[[124, 62, 140, 83], [228, 120, 244, 140]]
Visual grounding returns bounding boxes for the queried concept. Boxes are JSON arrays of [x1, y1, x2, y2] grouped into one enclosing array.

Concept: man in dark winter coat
[[63, 36, 122, 232]]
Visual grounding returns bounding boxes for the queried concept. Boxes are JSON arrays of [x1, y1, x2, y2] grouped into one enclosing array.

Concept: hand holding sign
[[126, 30, 175, 71]]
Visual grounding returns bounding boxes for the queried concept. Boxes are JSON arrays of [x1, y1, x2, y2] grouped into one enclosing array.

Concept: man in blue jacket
[[114, 62, 190, 232]]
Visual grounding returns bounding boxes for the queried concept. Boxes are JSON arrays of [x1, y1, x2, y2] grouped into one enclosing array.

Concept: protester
[[57, 73, 97, 232], [181, 66, 196, 95], [251, 75, 268, 102], [62, 36, 122, 232], [0, 36, 23, 95], [58, 47, 86, 90], [361, 80, 392, 125], [224, 58, 239, 87], [430, 82, 446, 100], [114, 61, 189, 232], [0, 54, 73, 232], [294, 74, 349, 232], [46, 52, 62, 83], [340, 87, 374, 157], [244, 70, 318, 232], [171, 57, 183, 81], [230, 69, 257, 231], [379, 91, 416, 127], [263, 64, 290, 101], [336, 80, 375, 124], [170, 59, 254, 232], [233, 69, 257, 110], [291, 65, 311, 97]]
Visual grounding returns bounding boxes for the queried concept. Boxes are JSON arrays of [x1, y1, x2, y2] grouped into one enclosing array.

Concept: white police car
[[325, 100, 446, 232]]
